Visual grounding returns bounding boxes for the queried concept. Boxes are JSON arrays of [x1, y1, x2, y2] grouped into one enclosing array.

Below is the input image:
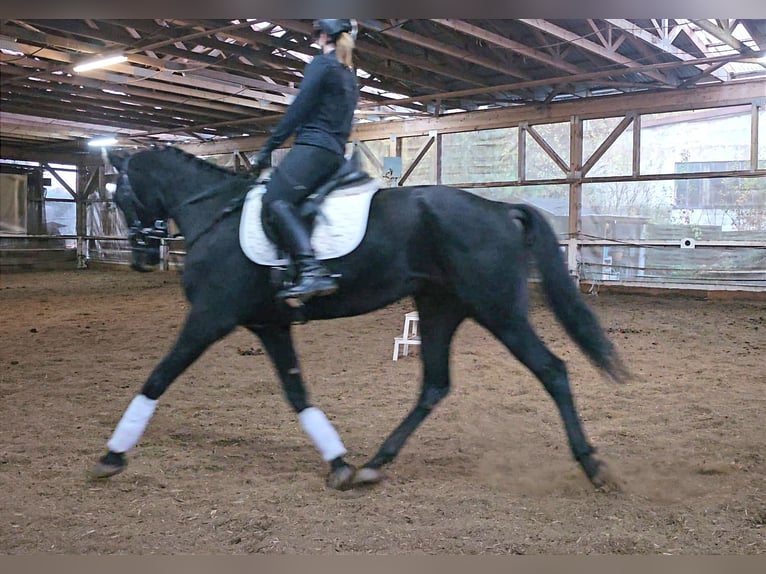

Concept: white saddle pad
[[239, 178, 381, 266]]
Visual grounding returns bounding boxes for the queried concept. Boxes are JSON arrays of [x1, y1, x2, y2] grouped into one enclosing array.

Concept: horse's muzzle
[[128, 220, 168, 272]]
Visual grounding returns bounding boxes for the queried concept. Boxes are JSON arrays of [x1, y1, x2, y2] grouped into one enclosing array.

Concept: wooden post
[[435, 132, 443, 185], [632, 113, 642, 177], [568, 116, 583, 280], [518, 123, 527, 183], [159, 238, 170, 271], [75, 164, 88, 269], [752, 100, 761, 172]]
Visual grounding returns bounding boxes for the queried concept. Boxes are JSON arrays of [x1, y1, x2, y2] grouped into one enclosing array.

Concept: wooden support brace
[[399, 131, 436, 185], [525, 124, 569, 174], [581, 114, 634, 176]]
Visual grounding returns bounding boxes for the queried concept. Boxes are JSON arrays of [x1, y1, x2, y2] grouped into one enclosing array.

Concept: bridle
[[114, 170, 168, 270], [114, 166, 247, 267], [167, 184, 246, 250]]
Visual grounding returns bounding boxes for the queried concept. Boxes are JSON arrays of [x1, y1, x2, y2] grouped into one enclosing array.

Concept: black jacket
[[263, 51, 358, 156]]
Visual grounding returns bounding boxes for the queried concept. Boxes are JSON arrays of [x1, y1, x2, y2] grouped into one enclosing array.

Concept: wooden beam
[[432, 19, 583, 75], [3, 47, 275, 117], [524, 124, 569, 174], [568, 115, 583, 277], [184, 18, 467, 99], [0, 146, 98, 165], [581, 114, 634, 176], [136, 114, 280, 139], [363, 19, 532, 81], [42, 163, 76, 198], [0, 100, 191, 135], [435, 132, 442, 185], [0, 113, 125, 142], [632, 113, 641, 177], [752, 101, 761, 171], [518, 124, 526, 183], [352, 79, 766, 141], [268, 19, 489, 90], [357, 50, 752, 110], [1, 23, 291, 111], [519, 19, 674, 86], [82, 167, 100, 199], [355, 141, 384, 173], [451, 168, 766, 189], [175, 79, 766, 156], [0, 89, 200, 132], [740, 20, 766, 51], [606, 18, 726, 80], [693, 19, 754, 53], [677, 61, 728, 87], [618, 32, 681, 84], [398, 132, 435, 185]]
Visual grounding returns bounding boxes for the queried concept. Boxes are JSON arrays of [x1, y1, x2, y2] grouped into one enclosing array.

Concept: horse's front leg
[[90, 307, 236, 478], [250, 324, 356, 490]]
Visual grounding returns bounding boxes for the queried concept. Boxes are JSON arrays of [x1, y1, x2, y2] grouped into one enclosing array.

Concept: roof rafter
[[604, 18, 726, 81], [268, 19, 489, 90], [432, 19, 584, 76], [362, 19, 533, 81], [518, 19, 676, 86], [692, 19, 756, 53]]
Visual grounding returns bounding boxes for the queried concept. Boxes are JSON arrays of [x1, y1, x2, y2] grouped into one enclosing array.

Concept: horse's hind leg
[[249, 324, 356, 490], [355, 291, 467, 486], [91, 308, 236, 479], [480, 317, 619, 490]]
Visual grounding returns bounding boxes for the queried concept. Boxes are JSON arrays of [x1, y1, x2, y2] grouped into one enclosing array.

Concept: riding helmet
[[313, 19, 358, 41]]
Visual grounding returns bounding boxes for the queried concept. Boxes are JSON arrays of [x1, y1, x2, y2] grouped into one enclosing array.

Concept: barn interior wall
[[2, 82, 764, 290], [192, 85, 766, 290]]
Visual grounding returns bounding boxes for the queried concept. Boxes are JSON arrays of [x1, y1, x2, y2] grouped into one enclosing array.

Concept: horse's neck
[[166, 169, 244, 245]]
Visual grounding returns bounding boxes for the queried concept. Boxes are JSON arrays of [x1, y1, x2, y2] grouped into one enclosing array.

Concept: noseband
[[114, 171, 168, 270]]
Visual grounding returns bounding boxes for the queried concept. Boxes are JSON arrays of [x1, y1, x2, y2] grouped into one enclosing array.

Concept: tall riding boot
[[267, 200, 339, 304]]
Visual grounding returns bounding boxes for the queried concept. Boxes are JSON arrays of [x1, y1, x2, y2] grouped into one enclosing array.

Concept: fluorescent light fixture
[[88, 137, 119, 147], [73, 54, 127, 73]]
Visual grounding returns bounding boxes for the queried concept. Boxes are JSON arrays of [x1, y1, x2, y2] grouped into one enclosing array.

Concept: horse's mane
[[150, 145, 243, 177]]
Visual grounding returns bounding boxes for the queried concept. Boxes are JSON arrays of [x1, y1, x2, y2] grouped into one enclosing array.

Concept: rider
[[254, 19, 359, 305]]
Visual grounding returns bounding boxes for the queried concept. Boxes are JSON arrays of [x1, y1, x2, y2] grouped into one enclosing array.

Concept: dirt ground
[[0, 268, 764, 554]]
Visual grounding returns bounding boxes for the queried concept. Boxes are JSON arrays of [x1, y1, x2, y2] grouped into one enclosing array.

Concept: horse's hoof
[[88, 452, 126, 480], [352, 466, 383, 486], [89, 461, 125, 479], [326, 464, 356, 490], [591, 460, 623, 493]]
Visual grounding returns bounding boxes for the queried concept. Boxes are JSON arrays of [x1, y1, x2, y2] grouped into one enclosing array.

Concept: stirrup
[[278, 275, 339, 306]]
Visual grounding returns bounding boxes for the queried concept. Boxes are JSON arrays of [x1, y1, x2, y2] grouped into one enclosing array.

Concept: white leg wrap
[[299, 407, 347, 462], [107, 394, 158, 453]]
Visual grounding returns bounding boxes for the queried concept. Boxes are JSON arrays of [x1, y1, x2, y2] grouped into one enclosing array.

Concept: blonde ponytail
[[334, 32, 354, 69]]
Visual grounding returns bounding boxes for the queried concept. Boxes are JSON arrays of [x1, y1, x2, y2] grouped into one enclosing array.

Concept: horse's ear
[[106, 150, 129, 173]]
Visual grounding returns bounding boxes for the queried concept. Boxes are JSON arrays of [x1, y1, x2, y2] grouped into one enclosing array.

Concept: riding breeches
[[262, 144, 343, 209]]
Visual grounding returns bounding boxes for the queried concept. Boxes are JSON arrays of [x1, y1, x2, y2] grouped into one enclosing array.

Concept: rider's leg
[[267, 199, 339, 302], [262, 145, 342, 304]]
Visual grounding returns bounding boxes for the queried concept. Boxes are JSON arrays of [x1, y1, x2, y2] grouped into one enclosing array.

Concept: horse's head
[[108, 149, 169, 272]]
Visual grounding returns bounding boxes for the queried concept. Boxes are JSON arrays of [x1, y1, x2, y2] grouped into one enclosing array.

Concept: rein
[[174, 191, 247, 250], [117, 150, 252, 253]]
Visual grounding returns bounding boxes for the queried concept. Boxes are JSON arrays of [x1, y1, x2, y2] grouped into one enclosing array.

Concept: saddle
[[239, 150, 380, 268], [295, 149, 372, 225]]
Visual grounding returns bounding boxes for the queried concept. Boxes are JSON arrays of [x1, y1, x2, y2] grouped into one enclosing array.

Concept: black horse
[[92, 146, 629, 490]]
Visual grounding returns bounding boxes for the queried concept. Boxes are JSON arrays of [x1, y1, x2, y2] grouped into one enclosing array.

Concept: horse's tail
[[512, 204, 630, 384]]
